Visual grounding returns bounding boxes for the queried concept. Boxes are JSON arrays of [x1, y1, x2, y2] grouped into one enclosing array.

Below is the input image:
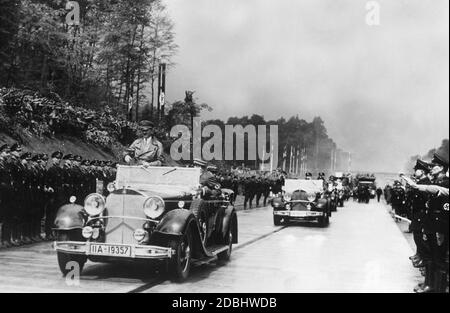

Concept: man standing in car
[[124, 120, 163, 166]]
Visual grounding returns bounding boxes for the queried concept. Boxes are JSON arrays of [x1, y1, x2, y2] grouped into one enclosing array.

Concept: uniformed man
[[0, 144, 12, 248], [44, 151, 64, 240], [18, 151, 33, 245], [242, 174, 257, 210], [194, 159, 220, 199], [123, 120, 163, 166], [408, 153, 449, 293], [391, 181, 406, 215], [408, 159, 432, 270]]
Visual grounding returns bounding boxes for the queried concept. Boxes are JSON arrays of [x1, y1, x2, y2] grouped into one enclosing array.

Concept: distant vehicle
[[271, 179, 331, 227], [53, 165, 238, 282], [356, 175, 376, 203]]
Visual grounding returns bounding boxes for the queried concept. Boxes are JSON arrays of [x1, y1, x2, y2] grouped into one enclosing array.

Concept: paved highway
[[0, 200, 421, 293]]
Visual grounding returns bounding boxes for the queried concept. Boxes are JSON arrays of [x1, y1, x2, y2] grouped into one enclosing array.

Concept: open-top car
[[271, 179, 331, 227], [53, 165, 238, 281]]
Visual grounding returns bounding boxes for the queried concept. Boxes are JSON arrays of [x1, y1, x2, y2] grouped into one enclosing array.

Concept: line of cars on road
[[51, 165, 351, 282], [270, 174, 355, 227]]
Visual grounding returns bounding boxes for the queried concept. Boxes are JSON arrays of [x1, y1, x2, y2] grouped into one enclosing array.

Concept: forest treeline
[[0, 0, 176, 118], [0, 0, 349, 172]]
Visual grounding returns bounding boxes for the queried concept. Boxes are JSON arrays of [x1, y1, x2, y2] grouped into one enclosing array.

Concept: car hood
[[104, 185, 194, 245]]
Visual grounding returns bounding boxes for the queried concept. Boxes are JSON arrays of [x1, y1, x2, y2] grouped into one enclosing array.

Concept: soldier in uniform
[[16, 151, 33, 245], [194, 159, 220, 198], [44, 151, 64, 240], [72, 155, 84, 204], [408, 153, 449, 293], [408, 160, 432, 269], [28, 154, 44, 242], [0, 144, 12, 248], [262, 174, 272, 207], [391, 181, 406, 215], [254, 173, 264, 207], [243, 174, 257, 210]]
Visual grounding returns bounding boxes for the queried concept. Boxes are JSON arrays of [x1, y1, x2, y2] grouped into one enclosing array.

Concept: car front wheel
[[168, 228, 193, 282], [56, 232, 86, 276], [318, 214, 329, 227], [273, 214, 283, 226], [218, 221, 234, 262]]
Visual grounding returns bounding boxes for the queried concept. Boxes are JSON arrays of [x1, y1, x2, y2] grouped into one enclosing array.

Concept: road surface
[[0, 200, 421, 293]]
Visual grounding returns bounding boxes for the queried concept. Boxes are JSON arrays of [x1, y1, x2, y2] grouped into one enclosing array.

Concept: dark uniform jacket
[[409, 176, 431, 231]]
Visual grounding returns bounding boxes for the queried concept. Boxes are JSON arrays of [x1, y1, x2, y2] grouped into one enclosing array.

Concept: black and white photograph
[[0, 0, 448, 298]]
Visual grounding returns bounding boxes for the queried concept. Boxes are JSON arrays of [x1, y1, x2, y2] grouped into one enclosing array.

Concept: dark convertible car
[[271, 179, 331, 227], [53, 165, 238, 281]]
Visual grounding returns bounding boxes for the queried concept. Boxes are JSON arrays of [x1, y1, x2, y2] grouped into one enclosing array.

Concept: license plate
[[289, 211, 309, 217], [90, 244, 132, 257], [290, 211, 322, 217]]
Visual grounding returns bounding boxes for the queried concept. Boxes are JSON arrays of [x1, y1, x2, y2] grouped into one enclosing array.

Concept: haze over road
[[164, 0, 449, 172]]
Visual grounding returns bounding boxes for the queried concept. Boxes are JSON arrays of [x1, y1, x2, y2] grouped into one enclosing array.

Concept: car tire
[[56, 232, 86, 277], [168, 228, 193, 282], [218, 218, 234, 262], [318, 215, 329, 227], [273, 214, 283, 226]]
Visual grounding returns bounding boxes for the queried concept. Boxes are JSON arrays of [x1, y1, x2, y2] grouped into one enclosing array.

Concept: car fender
[[316, 198, 328, 210], [54, 204, 85, 230], [154, 209, 210, 259], [221, 205, 238, 244], [155, 209, 197, 236], [271, 197, 285, 209]]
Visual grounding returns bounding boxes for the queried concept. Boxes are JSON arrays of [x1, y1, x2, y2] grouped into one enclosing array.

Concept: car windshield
[[284, 179, 324, 195], [115, 165, 201, 189]]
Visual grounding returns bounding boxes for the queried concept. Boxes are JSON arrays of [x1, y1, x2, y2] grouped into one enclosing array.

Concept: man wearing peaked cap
[[124, 120, 163, 166], [411, 152, 449, 293], [10, 142, 21, 152], [30, 154, 41, 162], [414, 159, 432, 173], [0, 144, 9, 152], [62, 154, 74, 161], [193, 158, 207, 168], [81, 159, 90, 166], [20, 152, 32, 160], [51, 151, 63, 159], [431, 153, 449, 170], [194, 158, 220, 195], [408, 158, 433, 271]]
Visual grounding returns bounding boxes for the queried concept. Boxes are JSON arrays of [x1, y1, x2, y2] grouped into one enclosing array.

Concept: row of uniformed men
[[0, 143, 116, 248], [400, 153, 449, 293], [212, 169, 286, 210]]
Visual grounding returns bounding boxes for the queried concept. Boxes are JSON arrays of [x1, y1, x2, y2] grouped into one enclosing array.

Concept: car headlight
[[143, 196, 165, 219], [82, 226, 93, 239], [307, 194, 316, 202], [107, 182, 116, 193], [84, 193, 105, 216], [133, 228, 147, 242]]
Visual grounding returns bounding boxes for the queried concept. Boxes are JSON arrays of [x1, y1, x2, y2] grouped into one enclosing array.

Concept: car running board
[[196, 243, 229, 260]]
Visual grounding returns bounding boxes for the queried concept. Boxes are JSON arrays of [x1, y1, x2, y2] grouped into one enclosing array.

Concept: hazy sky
[[163, 0, 449, 172]]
